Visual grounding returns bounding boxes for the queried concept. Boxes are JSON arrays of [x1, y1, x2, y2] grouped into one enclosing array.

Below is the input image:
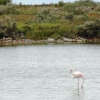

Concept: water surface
[[0, 44, 100, 100]]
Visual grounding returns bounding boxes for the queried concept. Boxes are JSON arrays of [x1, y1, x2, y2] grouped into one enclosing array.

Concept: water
[[0, 44, 100, 100]]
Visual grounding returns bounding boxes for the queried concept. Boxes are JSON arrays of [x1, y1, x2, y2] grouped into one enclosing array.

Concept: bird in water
[[70, 69, 85, 88]]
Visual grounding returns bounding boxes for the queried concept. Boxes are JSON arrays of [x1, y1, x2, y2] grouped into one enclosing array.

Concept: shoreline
[[0, 38, 100, 46]]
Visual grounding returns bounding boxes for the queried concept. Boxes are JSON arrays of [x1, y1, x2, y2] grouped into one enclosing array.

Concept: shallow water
[[0, 44, 100, 100]]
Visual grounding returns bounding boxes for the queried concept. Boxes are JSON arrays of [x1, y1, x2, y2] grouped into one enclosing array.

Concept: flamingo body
[[72, 71, 84, 78]]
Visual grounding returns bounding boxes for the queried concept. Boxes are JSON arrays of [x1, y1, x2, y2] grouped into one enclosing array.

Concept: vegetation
[[0, 0, 12, 5], [0, 0, 100, 41]]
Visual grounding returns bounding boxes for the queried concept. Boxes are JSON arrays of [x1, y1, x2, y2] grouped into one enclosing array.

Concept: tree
[[58, 1, 65, 7], [0, 0, 12, 5]]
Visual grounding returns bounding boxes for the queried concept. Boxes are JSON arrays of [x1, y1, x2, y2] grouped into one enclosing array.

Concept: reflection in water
[[71, 88, 85, 100]]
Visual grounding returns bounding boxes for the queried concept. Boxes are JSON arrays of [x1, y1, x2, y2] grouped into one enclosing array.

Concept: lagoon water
[[0, 44, 100, 100]]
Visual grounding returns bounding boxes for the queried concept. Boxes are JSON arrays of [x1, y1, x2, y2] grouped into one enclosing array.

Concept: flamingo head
[[70, 69, 73, 74]]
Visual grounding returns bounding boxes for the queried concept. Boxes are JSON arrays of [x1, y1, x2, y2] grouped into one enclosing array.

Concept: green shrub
[[0, 0, 12, 5], [0, 5, 20, 15]]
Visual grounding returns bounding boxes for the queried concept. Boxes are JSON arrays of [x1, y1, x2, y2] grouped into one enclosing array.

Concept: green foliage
[[0, 5, 20, 15], [0, 17, 17, 39], [63, 3, 76, 13], [65, 13, 74, 21], [73, 8, 85, 15], [34, 8, 59, 23], [5, 7, 20, 15], [54, 3, 58, 7], [77, 20, 100, 39], [58, 1, 65, 7], [54, 1, 65, 7], [0, 0, 12, 5], [31, 24, 60, 40], [74, 0, 96, 7], [0, 0, 100, 40], [63, 0, 97, 15], [0, 28, 7, 38], [74, 15, 89, 21]]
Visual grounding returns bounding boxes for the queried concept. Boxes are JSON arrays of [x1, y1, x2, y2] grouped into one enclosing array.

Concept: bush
[[34, 8, 59, 23], [63, 3, 76, 13], [0, 5, 20, 15], [65, 13, 74, 21], [77, 20, 100, 38]]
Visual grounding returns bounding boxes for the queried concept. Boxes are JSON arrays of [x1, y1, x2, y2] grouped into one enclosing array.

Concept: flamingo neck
[[71, 70, 74, 77], [71, 70, 74, 74]]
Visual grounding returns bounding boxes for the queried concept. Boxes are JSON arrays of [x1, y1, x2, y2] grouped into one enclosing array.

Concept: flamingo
[[70, 69, 85, 88]]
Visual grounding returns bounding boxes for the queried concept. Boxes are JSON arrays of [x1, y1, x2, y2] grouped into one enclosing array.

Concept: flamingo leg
[[81, 78, 85, 88], [78, 78, 79, 87]]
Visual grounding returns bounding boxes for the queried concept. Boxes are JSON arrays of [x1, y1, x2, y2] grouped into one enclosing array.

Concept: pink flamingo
[[70, 69, 85, 88]]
